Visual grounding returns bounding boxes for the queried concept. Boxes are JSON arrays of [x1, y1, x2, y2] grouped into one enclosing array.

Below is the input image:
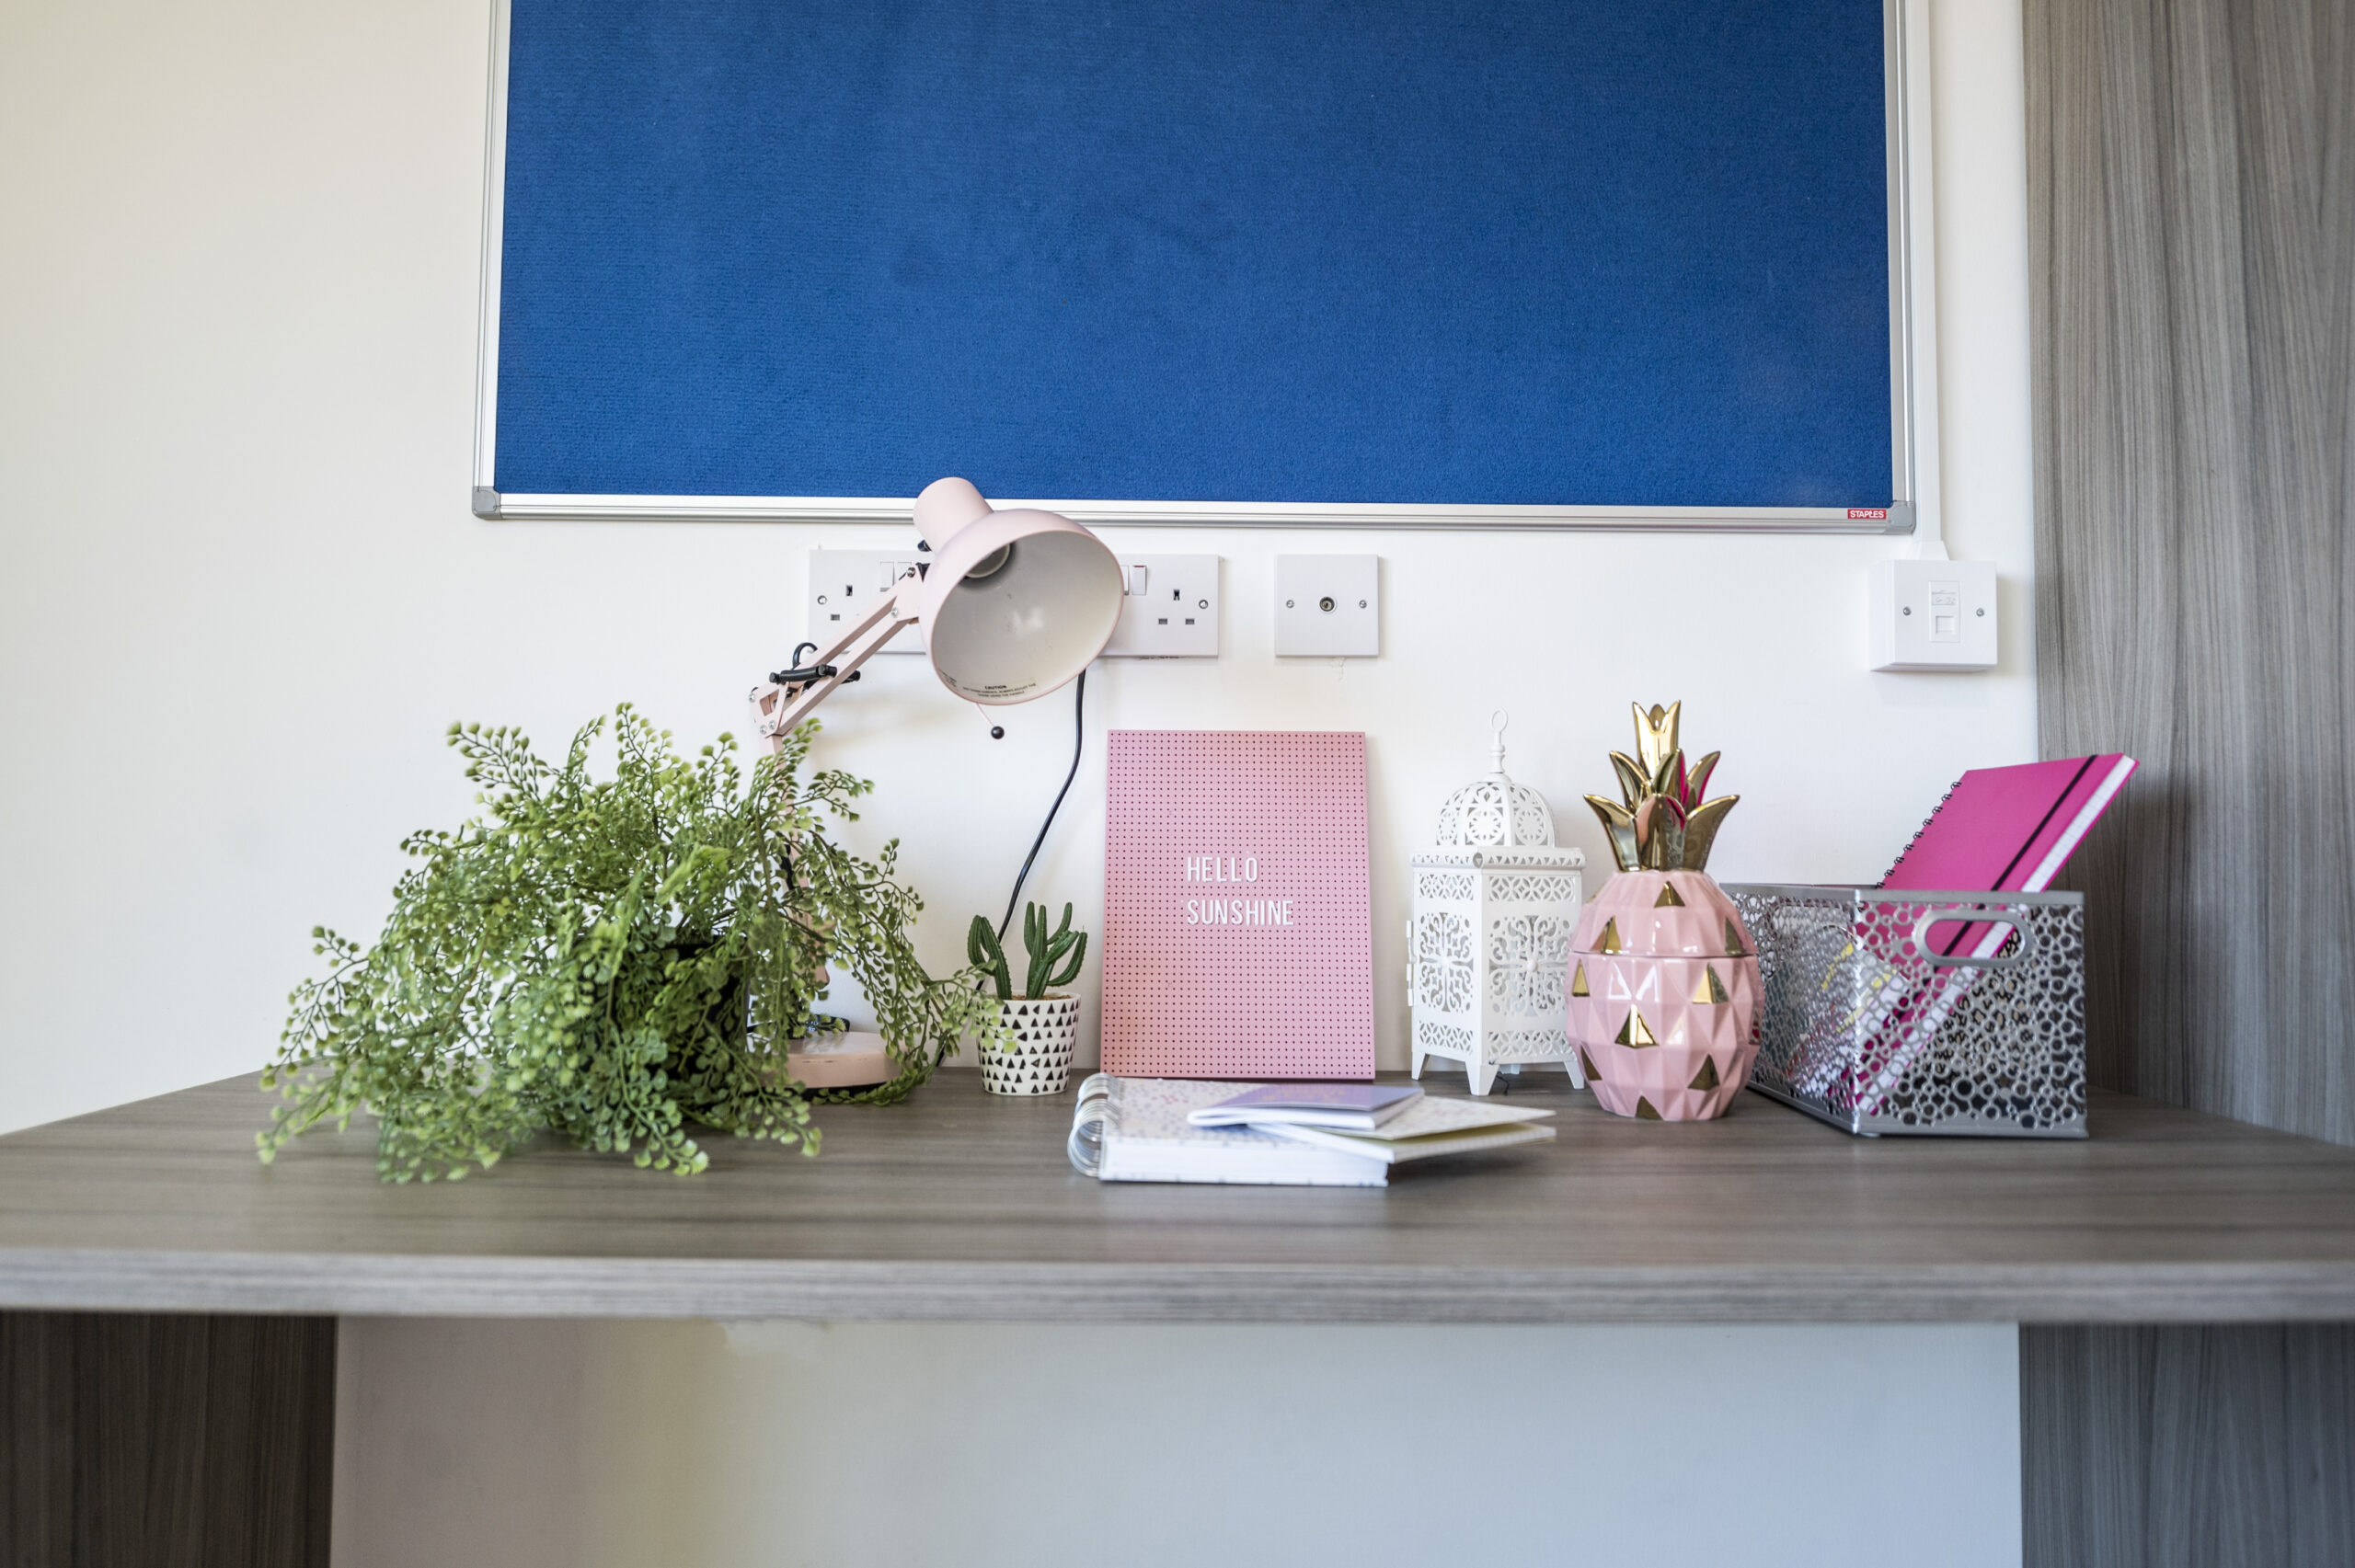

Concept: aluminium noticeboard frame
[[469, 0, 1936, 536]]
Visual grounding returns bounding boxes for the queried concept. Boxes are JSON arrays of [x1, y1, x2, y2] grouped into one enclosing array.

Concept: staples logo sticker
[[1847, 508, 1890, 520]]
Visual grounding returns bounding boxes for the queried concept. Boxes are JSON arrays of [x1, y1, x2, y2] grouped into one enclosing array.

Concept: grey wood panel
[[0, 1311, 335, 1568], [2023, 1323, 2355, 1568], [2, 1073, 2354, 1321], [2028, 0, 2355, 1147], [2027, 3, 2355, 1562]]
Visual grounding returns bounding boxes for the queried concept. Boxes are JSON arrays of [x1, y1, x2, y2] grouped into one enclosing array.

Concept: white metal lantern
[[1408, 714, 1587, 1095]]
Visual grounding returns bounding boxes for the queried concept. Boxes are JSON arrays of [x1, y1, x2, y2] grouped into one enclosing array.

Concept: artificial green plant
[[966, 901, 1088, 1001], [259, 705, 1000, 1182]]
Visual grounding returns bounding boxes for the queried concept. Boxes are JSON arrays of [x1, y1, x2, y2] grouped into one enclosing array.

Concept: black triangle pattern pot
[[981, 994, 1082, 1095]]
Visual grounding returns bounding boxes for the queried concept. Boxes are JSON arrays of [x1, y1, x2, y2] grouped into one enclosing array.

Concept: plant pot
[[979, 994, 1082, 1095], [1565, 869, 1762, 1120]]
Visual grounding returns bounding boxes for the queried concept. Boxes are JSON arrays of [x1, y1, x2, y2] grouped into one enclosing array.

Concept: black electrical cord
[[996, 669, 1086, 940]]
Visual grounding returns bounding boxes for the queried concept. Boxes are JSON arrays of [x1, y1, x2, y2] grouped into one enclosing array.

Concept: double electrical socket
[[805, 549, 1221, 658]]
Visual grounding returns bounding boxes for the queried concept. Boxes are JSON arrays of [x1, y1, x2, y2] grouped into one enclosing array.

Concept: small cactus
[[967, 901, 1088, 1001]]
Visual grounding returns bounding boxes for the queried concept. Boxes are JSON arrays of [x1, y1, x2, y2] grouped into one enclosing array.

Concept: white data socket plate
[[1869, 557, 1998, 670], [1102, 554, 1220, 657], [1273, 555, 1380, 657], [809, 549, 926, 653]]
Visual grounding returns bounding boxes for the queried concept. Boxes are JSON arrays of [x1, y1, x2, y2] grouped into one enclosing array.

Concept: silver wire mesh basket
[[1721, 884, 2088, 1139]]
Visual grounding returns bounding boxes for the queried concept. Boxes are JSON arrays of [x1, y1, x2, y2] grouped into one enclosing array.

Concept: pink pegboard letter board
[[1101, 730, 1373, 1079]]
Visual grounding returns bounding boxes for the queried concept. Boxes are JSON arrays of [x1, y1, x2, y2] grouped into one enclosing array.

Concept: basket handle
[[1908, 907, 2033, 968]]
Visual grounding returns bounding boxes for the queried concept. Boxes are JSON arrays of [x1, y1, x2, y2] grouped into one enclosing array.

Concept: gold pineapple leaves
[[1632, 701, 1681, 778], [1683, 796, 1740, 874], [1582, 794, 1639, 876], [1581, 700, 1739, 874], [1610, 752, 1651, 811]]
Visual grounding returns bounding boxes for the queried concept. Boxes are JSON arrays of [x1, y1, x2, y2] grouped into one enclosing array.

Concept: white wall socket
[[809, 547, 1220, 659], [1870, 558, 1998, 671], [1102, 554, 1220, 658], [808, 548, 926, 654], [1273, 555, 1381, 657]]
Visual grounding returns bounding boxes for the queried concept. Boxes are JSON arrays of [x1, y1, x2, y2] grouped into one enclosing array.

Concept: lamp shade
[[906, 478, 1125, 705]]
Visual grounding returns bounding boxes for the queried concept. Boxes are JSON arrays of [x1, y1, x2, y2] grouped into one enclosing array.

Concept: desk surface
[[2, 1071, 2351, 1322]]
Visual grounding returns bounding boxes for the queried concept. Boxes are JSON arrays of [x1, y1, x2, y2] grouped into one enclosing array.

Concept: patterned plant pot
[[1565, 869, 1762, 1120], [979, 994, 1082, 1095]]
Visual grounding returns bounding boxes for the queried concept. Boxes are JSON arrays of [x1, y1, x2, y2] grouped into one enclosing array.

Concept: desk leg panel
[[0, 1310, 335, 1568], [2023, 1323, 2355, 1568]]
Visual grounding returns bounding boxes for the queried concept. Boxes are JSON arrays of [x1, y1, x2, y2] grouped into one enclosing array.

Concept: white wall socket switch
[[809, 549, 927, 653], [1870, 557, 1998, 670], [1274, 555, 1381, 657], [809, 548, 1222, 659], [1102, 554, 1220, 658]]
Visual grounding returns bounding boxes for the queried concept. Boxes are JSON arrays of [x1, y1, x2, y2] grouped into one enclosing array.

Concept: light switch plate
[[1102, 554, 1220, 658], [808, 549, 925, 653], [1274, 555, 1380, 657], [1870, 557, 1998, 670]]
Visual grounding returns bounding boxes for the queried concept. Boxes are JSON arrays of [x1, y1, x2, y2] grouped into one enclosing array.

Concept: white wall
[[0, 0, 2036, 1131], [1, 5, 2036, 1564], [331, 1318, 2021, 1568]]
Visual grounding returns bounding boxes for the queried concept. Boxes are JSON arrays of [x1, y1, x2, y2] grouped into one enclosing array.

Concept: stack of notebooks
[[1066, 1079, 1553, 1187]]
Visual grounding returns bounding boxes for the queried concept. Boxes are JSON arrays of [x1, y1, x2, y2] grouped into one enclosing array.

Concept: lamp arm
[[749, 581, 920, 748]]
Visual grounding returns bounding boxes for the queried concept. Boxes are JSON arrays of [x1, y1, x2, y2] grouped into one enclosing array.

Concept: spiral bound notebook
[[1066, 1076, 1554, 1185], [1847, 753, 2136, 1116], [1882, 753, 2138, 956], [1068, 1076, 1388, 1185]]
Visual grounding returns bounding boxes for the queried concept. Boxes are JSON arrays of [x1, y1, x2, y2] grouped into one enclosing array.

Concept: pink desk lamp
[[750, 477, 1125, 743], [748, 477, 1126, 1086]]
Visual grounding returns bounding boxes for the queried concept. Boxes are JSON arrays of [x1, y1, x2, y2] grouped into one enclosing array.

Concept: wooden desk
[[5, 1071, 2352, 1566], [4, 1071, 2352, 1322]]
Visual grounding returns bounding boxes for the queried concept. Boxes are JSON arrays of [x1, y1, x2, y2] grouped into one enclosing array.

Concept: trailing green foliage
[[965, 901, 1088, 1003], [260, 706, 999, 1182]]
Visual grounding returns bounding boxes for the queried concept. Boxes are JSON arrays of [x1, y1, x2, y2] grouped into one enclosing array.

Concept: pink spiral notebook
[[1882, 753, 2139, 956], [1100, 730, 1373, 1079], [1851, 753, 2136, 1117]]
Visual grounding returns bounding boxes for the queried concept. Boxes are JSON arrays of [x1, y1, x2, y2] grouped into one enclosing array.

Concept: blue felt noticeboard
[[488, 0, 1897, 512]]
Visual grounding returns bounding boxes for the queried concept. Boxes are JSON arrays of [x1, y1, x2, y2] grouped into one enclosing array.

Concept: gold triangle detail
[[1579, 1047, 1601, 1081], [1615, 1008, 1657, 1047], [1569, 961, 1590, 997], [1655, 882, 1685, 907], [1692, 965, 1731, 1004], [1723, 919, 1748, 957], [1635, 1096, 1662, 1120], [1688, 1056, 1721, 1092], [1599, 918, 1624, 954]]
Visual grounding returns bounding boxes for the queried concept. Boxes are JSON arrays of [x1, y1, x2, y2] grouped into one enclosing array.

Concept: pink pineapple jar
[[1568, 702, 1761, 1121], [1565, 870, 1761, 1120]]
